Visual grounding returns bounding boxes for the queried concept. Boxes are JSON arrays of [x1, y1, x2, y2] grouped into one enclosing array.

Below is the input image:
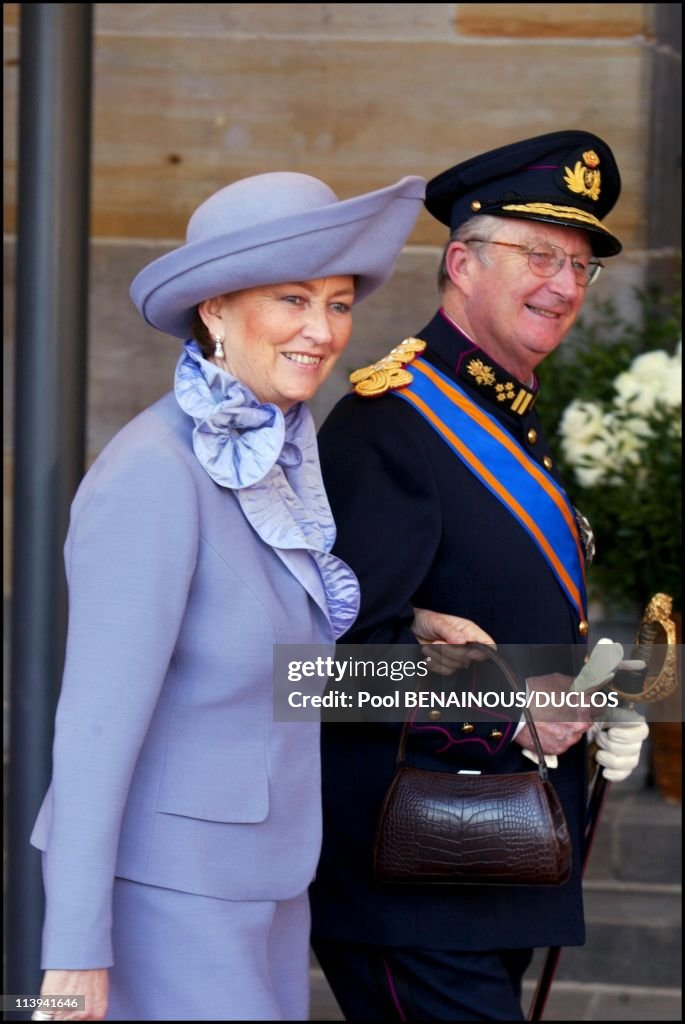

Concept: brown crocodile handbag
[[373, 643, 572, 886]]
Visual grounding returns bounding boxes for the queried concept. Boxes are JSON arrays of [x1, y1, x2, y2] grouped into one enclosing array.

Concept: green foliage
[[536, 286, 681, 430], [536, 285, 682, 614]]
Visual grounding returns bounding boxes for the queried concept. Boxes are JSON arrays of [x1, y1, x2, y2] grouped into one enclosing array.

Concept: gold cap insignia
[[350, 338, 426, 397], [563, 151, 601, 202]]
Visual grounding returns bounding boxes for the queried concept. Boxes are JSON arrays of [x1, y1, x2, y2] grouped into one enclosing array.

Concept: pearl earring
[[213, 334, 225, 359]]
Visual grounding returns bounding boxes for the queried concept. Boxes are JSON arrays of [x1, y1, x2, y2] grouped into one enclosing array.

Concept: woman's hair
[[437, 214, 502, 292], [191, 308, 214, 358]]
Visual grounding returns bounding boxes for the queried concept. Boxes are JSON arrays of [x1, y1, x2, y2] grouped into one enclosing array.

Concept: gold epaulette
[[349, 337, 427, 397]]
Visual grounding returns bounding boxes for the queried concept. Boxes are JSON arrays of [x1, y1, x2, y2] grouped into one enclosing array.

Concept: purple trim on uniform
[[526, 164, 558, 169], [437, 309, 541, 393], [453, 345, 482, 377], [438, 308, 479, 375], [382, 955, 407, 1021], [405, 665, 514, 754], [410, 718, 512, 755]]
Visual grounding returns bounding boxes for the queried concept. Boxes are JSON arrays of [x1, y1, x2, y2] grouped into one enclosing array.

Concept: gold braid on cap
[[500, 202, 611, 232], [349, 338, 427, 397]]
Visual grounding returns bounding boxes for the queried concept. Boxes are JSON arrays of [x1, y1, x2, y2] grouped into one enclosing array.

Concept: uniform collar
[[421, 309, 539, 418]]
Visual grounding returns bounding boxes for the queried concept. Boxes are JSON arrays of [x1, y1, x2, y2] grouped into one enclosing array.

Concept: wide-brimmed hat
[[424, 130, 622, 257], [130, 171, 426, 338]]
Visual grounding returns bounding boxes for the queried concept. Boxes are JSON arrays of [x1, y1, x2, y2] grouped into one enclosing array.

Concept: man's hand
[[516, 672, 592, 758], [515, 720, 592, 757], [590, 719, 650, 782], [411, 608, 495, 675]]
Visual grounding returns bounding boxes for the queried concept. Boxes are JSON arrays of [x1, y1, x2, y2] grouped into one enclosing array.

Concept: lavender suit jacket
[[31, 388, 354, 968]]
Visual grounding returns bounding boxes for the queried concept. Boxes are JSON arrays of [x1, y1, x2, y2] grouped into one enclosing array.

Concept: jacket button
[[428, 710, 442, 721], [543, 455, 553, 470], [461, 722, 475, 733], [527, 428, 537, 444], [489, 728, 504, 739], [578, 620, 589, 637]]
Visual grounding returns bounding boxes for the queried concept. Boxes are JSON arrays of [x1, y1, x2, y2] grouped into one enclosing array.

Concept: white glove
[[590, 719, 649, 782], [570, 638, 624, 692]]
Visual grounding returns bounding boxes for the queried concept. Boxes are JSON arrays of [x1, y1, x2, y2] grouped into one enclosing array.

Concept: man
[[309, 131, 648, 1020]]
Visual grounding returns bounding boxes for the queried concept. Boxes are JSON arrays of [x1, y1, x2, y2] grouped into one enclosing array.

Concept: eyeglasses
[[464, 238, 603, 287]]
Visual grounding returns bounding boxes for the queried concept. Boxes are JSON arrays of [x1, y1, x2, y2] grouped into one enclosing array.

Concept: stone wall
[[3, 3, 682, 592]]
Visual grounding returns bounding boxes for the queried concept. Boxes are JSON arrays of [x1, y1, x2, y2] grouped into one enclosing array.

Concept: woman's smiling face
[[200, 276, 356, 410]]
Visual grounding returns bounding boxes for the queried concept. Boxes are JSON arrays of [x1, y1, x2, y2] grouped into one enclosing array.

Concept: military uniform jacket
[[309, 310, 590, 951]]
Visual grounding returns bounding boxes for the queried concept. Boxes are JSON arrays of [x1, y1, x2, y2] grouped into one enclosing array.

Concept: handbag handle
[[396, 642, 552, 782]]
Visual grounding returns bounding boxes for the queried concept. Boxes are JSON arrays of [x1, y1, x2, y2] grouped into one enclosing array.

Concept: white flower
[[662, 349, 682, 409], [559, 399, 604, 438], [559, 400, 604, 464], [609, 414, 651, 474], [573, 433, 614, 486], [613, 350, 672, 414], [574, 464, 606, 487], [557, 347, 681, 491]]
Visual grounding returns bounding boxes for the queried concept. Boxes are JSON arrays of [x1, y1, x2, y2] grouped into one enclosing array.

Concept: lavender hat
[[130, 171, 426, 339]]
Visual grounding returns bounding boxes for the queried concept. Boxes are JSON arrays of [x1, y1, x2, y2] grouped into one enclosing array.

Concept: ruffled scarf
[[174, 341, 359, 638]]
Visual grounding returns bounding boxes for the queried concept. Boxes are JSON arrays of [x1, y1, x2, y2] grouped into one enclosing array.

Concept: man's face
[[457, 219, 592, 380]]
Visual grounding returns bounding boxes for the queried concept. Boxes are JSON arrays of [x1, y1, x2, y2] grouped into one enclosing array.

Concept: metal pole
[[6, 3, 92, 1006]]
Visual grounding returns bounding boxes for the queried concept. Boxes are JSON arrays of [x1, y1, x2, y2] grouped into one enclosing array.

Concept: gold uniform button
[[527, 428, 537, 444], [428, 710, 442, 721], [489, 728, 504, 740], [578, 620, 589, 637], [543, 455, 553, 470], [461, 722, 475, 734]]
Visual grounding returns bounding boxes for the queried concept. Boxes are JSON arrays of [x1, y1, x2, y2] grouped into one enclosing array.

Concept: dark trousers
[[312, 937, 534, 1021]]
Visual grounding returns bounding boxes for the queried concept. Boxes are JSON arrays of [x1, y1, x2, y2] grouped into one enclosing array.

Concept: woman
[[29, 170, 425, 1021]]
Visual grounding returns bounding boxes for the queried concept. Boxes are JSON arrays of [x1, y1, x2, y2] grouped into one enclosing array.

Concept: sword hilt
[[610, 620, 660, 697], [609, 595, 676, 704]]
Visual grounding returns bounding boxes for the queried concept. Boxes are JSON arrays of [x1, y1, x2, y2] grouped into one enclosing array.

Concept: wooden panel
[[94, 3, 454, 37], [3, 32, 649, 247], [457, 3, 648, 38]]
